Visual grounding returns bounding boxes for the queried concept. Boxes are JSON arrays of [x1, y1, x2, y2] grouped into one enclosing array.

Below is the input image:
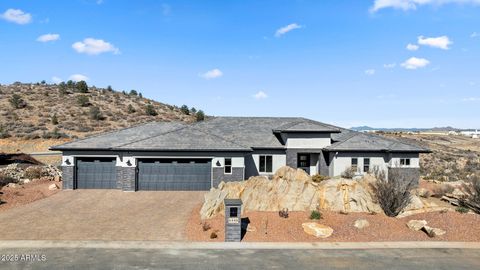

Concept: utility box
[[224, 199, 242, 242]]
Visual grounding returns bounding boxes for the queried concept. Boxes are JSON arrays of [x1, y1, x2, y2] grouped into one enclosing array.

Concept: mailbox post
[[224, 199, 242, 242]]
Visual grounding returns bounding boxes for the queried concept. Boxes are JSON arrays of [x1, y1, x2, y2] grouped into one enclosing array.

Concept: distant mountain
[[350, 126, 462, 132]]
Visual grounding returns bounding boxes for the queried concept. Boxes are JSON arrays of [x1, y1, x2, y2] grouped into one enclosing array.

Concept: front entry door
[[297, 154, 310, 174]]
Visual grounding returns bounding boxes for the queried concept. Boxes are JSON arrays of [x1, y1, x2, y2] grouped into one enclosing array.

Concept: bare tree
[[459, 175, 480, 214]]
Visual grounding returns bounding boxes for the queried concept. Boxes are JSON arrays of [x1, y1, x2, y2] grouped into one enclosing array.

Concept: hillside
[[0, 82, 199, 140], [383, 133, 480, 182]]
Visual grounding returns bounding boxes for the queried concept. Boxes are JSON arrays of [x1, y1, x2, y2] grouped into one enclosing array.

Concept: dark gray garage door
[[76, 158, 116, 189], [138, 159, 211, 191]]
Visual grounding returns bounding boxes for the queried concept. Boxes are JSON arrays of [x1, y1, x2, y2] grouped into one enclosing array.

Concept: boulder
[[6, 183, 17, 188], [422, 226, 446, 237], [54, 175, 61, 182], [354, 219, 370, 229], [23, 179, 31, 184], [302, 222, 333, 238], [48, 184, 58, 190], [406, 220, 428, 231]]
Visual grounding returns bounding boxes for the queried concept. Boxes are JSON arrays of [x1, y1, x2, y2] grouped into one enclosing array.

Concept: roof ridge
[[113, 124, 192, 149], [189, 126, 251, 149], [327, 131, 361, 148], [50, 121, 184, 150]]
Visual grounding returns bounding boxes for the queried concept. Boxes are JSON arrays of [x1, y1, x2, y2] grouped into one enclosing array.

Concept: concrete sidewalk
[[0, 240, 479, 250]]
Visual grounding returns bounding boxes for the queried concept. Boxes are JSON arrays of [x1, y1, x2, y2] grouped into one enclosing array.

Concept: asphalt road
[[0, 248, 479, 270]]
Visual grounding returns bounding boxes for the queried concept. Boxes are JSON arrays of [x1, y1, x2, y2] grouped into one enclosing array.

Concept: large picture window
[[259, 155, 273, 173]]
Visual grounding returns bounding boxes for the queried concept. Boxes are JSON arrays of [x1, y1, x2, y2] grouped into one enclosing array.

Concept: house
[[50, 117, 430, 191]]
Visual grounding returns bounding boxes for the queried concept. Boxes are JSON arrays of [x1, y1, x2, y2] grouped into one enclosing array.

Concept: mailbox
[[224, 199, 242, 242]]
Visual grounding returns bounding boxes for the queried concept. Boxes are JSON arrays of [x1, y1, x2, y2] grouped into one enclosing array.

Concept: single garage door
[[76, 158, 116, 189], [138, 159, 211, 191]]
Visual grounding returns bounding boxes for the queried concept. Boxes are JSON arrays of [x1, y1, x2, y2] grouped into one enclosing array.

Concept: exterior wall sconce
[[126, 160, 132, 166], [65, 158, 71, 165]]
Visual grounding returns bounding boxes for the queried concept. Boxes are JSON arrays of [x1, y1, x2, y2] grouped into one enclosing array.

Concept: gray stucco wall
[[286, 148, 327, 175], [116, 167, 136, 191], [62, 166, 74, 190], [212, 167, 244, 188]]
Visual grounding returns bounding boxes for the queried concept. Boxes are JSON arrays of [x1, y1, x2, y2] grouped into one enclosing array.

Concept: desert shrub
[[9, 94, 27, 109], [210, 231, 218, 239], [459, 175, 480, 214], [127, 104, 136, 113], [456, 206, 469, 214], [431, 185, 455, 198], [0, 173, 18, 187], [341, 166, 356, 179], [312, 174, 330, 183], [76, 81, 88, 93], [145, 104, 157, 116], [0, 125, 11, 139], [42, 128, 69, 139], [76, 95, 90, 107], [310, 210, 322, 220], [190, 107, 197, 114], [180, 105, 190, 115], [201, 222, 211, 232], [370, 169, 416, 217], [196, 110, 205, 122], [24, 167, 43, 179], [89, 107, 104, 120], [129, 89, 138, 96], [51, 114, 59, 125]]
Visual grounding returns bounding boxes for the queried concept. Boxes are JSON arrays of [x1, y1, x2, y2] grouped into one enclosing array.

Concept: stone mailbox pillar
[[224, 199, 242, 242]]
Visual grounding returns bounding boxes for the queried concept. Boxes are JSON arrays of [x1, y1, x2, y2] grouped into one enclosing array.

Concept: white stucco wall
[[116, 156, 137, 167], [388, 153, 420, 168], [252, 154, 286, 175], [212, 157, 245, 168], [284, 133, 331, 149]]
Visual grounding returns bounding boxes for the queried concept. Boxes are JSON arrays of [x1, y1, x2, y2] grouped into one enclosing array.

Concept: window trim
[[351, 158, 358, 171], [224, 158, 232, 174], [399, 158, 411, 167], [259, 155, 273, 173]]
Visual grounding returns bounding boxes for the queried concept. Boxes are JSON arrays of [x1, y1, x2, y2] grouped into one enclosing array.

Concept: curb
[[0, 241, 479, 250]]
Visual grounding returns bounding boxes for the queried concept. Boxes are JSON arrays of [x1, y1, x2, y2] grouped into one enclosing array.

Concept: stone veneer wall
[[212, 167, 244, 188], [62, 166, 74, 190], [116, 167, 136, 191]]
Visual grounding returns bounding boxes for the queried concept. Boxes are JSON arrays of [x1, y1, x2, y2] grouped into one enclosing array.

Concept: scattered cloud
[[69, 74, 89, 82], [1, 8, 32, 24], [51, 76, 63, 84], [37, 33, 60, 43], [72, 38, 120, 55], [162, 3, 172, 16], [370, 0, 480, 13], [418, 35, 452, 50], [275, 23, 303, 37], [471, 32, 479, 38], [406, 43, 419, 51], [200, 68, 223, 79], [462, 97, 480, 102], [401, 57, 430, 70], [253, 91, 268, 100], [365, 69, 376, 76], [383, 63, 396, 69]]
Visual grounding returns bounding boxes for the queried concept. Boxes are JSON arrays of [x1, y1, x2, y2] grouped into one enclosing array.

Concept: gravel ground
[[0, 180, 60, 212], [185, 204, 480, 242]]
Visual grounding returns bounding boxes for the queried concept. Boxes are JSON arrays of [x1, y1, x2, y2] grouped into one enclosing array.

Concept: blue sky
[[1, 0, 479, 128]]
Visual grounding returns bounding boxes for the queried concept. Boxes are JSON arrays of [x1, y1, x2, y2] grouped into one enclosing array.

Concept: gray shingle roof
[[51, 117, 429, 153]]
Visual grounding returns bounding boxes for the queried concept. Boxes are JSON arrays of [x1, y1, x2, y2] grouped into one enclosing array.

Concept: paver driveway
[[0, 190, 204, 241]]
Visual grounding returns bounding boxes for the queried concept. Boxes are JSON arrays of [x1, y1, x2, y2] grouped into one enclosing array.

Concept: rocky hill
[[0, 82, 201, 140]]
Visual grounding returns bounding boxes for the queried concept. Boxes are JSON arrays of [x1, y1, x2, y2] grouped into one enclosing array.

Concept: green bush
[[24, 167, 43, 179], [76, 81, 88, 93], [51, 114, 59, 125], [76, 95, 90, 107], [0, 173, 18, 187], [145, 104, 157, 116], [180, 105, 190, 115], [89, 107, 104, 120], [196, 110, 205, 122], [129, 89, 138, 96], [310, 210, 322, 220], [341, 166, 356, 179], [312, 174, 330, 183], [455, 206, 469, 214], [9, 94, 27, 109], [127, 104, 136, 113]]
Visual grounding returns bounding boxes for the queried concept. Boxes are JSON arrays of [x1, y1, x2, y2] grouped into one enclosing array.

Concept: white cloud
[[470, 32, 479, 38], [383, 63, 396, 68], [370, 0, 480, 13], [51, 76, 63, 84], [418, 35, 452, 50], [72, 38, 120, 55], [200, 68, 223, 79], [401, 57, 430, 69], [253, 91, 268, 100], [406, 43, 419, 51], [37, 33, 60, 42], [462, 97, 480, 102], [1, 9, 32, 24], [365, 69, 376, 75], [69, 74, 89, 82], [275, 23, 303, 37]]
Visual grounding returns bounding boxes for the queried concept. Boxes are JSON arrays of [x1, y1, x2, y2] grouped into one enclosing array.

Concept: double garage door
[[75, 158, 211, 191]]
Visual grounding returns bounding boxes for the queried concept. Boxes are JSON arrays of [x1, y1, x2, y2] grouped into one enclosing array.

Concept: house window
[[259, 155, 273, 173], [364, 158, 370, 173], [351, 158, 358, 171], [297, 154, 310, 168], [400, 158, 411, 167], [224, 158, 232, 174], [229, 207, 238, 217]]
